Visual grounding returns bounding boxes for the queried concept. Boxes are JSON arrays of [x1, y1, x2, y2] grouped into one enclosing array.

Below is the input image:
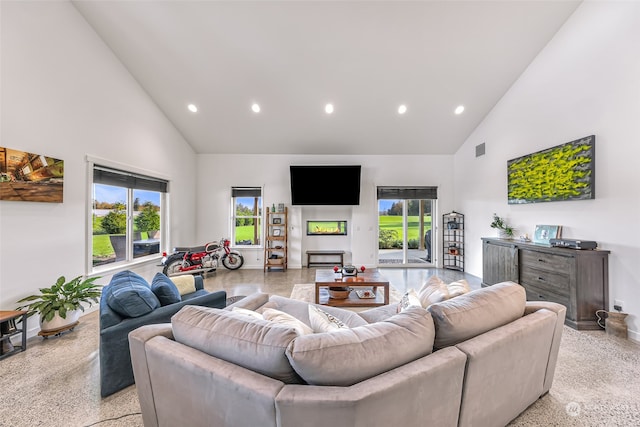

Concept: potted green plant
[[15, 275, 102, 332], [490, 213, 515, 239]]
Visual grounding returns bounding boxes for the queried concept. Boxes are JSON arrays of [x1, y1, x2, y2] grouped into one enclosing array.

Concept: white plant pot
[[40, 309, 81, 332], [498, 230, 512, 239]]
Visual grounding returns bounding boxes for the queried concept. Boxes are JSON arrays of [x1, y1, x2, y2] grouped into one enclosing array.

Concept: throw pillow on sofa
[[416, 276, 451, 307], [404, 276, 472, 311], [231, 307, 264, 319], [104, 270, 160, 318], [172, 305, 303, 384], [151, 273, 181, 306], [268, 295, 368, 329], [170, 275, 197, 295], [398, 288, 422, 312], [397, 276, 454, 312], [263, 308, 314, 335], [447, 279, 471, 298], [286, 306, 435, 386], [308, 305, 349, 333]]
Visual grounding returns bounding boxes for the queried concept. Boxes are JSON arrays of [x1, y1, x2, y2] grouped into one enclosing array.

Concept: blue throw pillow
[[105, 270, 160, 318], [151, 273, 181, 306]]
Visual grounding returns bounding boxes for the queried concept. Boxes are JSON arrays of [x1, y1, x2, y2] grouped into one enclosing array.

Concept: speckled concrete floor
[[0, 267, 637, 427], [0, 307, 142, 427]]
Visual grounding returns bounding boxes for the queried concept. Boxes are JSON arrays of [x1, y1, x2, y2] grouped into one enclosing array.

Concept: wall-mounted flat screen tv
[[290, 165, 361, 205], [507, 135, 595, 204]]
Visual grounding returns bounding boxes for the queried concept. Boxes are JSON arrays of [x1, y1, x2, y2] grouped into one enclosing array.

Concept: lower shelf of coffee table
[[316, 285, 389, 307]]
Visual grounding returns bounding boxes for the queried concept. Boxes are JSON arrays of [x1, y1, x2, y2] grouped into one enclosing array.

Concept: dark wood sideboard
[[482, 237, 610, 330]]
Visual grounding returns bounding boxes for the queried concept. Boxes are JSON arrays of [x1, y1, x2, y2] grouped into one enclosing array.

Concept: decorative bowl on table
[[341, 265, 358, 276], [328, 287, 351, 299]]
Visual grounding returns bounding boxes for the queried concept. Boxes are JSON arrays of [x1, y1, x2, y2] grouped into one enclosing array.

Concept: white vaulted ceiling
[[71, 0, 581, 155]]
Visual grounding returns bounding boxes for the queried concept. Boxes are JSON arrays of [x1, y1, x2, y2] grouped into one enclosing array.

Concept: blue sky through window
[[94, 184, 160, 206], [378, 200, 394, 212], [236, 197, 262, 210]]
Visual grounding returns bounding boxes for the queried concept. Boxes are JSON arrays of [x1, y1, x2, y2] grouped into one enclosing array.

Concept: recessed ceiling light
[[325, 103, 334, 114], [398, 105, 407, 115], [454, 105, 465, 115], [251, 103, 260, 113], [187, 104, 198, 113]]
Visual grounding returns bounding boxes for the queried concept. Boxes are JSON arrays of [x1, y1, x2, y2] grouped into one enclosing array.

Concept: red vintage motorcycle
[[161, 238, 244, 276]]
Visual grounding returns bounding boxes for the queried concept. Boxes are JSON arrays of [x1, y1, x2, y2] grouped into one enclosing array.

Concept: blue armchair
[[99, 270, 226, 397]]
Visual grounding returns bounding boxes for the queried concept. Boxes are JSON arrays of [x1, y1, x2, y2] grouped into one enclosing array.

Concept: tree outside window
[[135, 201, 161, 233], [232, 187, 262, 246], [91, 165, 166, 269]]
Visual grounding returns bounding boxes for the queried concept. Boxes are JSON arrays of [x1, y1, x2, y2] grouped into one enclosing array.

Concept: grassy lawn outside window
[[90, 164, 166, 270], [232, 187, 262, 246]]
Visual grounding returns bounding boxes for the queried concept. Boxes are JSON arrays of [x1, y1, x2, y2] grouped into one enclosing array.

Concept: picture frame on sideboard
[[533, 225, 562, 245]]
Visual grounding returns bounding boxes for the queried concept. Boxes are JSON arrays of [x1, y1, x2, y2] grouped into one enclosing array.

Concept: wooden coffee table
[[315, 269, 390, 308]]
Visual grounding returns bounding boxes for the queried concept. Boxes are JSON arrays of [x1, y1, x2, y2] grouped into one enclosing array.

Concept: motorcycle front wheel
[[163, 258, 191, 276], [222, 253, 244, 270]]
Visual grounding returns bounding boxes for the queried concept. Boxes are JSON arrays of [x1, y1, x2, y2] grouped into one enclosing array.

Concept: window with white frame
[[232, 187, 262, 246], [91, 164, 167, 271]]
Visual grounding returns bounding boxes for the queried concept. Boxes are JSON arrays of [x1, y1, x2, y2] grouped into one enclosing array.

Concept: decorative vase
[[40, 309, 81, 332]]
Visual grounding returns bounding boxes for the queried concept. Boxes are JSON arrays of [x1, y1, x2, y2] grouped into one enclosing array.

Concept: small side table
[[0, 310, 28, 360]]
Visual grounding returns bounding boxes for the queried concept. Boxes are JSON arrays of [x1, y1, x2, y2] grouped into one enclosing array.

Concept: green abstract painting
[[507, 135, 595, 204]]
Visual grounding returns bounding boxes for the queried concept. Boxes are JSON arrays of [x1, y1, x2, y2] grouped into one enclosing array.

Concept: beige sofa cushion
[[285, 306, 435, 386], [427, 281, 526, 349], [358, 303, 401, 323], [171, 305, 302, 384]]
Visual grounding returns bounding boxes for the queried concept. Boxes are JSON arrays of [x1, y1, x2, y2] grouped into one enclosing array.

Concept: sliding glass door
[[377, 187, 436, 266]]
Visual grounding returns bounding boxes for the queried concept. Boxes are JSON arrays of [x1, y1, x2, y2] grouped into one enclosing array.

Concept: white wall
[[454, 1, 640, 340], [0, 1, 198, 335], [196, 154, 454, 269]]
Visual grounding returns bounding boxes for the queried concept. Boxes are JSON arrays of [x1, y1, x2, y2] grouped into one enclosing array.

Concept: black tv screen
[[290, 165, 361, 205]]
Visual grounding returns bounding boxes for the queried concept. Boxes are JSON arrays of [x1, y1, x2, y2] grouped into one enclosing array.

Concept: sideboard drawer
[[520, 249, 574, 273], [520, 267, 570, 297], [523, 283, 573, 321]]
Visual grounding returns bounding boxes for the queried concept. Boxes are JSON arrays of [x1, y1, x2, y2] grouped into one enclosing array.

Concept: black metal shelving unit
[[442, 211, 464, 271]]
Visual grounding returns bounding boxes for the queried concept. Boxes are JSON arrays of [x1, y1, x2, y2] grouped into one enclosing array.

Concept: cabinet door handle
[[538, 277, 546, 281], [538, 259, 546, 263]]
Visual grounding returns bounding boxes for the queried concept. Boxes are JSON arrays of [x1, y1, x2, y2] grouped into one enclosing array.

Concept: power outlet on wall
[[614, 299, 624, 312]]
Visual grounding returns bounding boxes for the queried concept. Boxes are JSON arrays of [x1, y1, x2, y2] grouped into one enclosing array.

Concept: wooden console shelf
[[306, 250, 345, 268], [482, 237, 610, 330], [264, 207, 288, 271]]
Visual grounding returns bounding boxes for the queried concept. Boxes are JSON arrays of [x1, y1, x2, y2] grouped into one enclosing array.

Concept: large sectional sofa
[[129, 281, 566, 427]]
